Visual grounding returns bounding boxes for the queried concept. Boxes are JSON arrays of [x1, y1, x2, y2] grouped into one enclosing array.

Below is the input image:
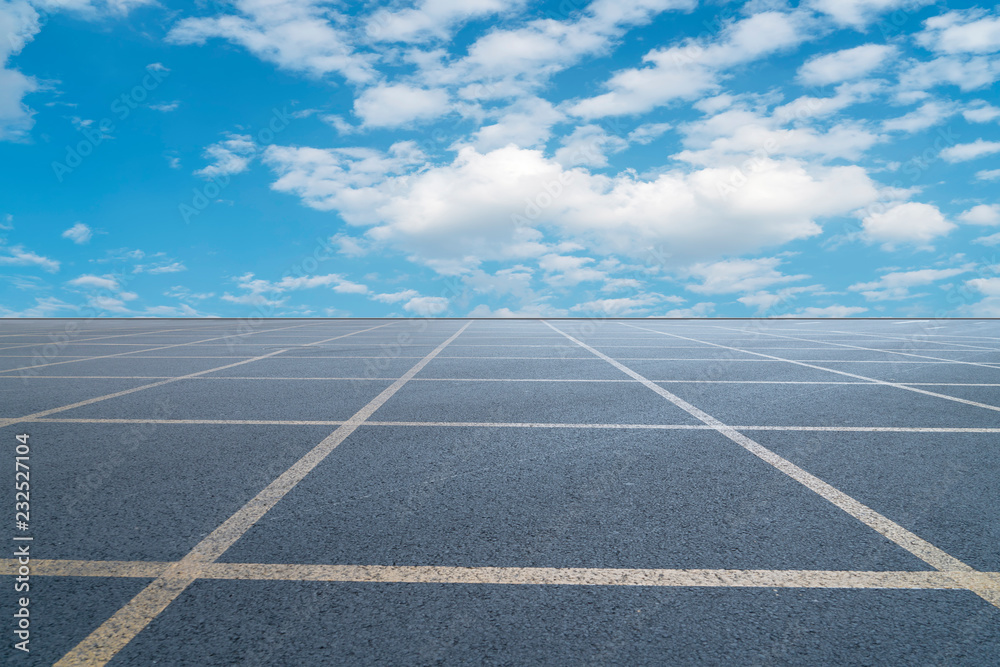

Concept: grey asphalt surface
[[1, 318, 999, 665]]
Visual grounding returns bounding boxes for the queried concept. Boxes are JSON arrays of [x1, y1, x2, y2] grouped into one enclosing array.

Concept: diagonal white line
[[543, 321, 996, 606], [619, 323, 1000, 413], [0, 321, 328, 374], [0, 323, 396, 430], [54, 322, 472, 667], [710, 324, 1000, 371]]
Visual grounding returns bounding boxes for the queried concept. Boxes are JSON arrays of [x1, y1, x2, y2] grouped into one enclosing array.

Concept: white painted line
[[543, 321, 998, 609], [620, 323, 1000, 413], [710, 325, 1000, 371], [6, 417, 1000, 433], [7, 375, 1000, 387], [0, 323, 397, 429], [6, 557, 998, 592], [55, 322, 473, 666], [0, 321, 327, 374]]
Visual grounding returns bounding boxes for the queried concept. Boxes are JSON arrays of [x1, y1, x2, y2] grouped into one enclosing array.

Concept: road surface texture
[[1, 318, 999, 665]]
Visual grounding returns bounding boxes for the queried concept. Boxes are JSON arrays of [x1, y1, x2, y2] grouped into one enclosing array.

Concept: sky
[[1, 0, 999, 318]]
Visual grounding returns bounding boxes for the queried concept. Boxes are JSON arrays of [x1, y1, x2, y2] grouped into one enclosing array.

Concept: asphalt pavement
[[1, 317, 999, 665]]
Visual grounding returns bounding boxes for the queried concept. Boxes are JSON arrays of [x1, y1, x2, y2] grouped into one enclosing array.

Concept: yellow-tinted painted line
[[0, 323, 395, 430], [3, 558, 996, 591], [547, 322, 995, 608], [622, 324, 1000, 413], [5, 417, 1000, 434], [54, 322, 471, 667]]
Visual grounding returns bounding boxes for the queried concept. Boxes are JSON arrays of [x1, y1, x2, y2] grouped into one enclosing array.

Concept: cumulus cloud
[[0, 245, 59, 272], [264, 143, 881, 271], [788, 305, 867, 317], [421, 0, 696, 102], [684, 257, 809, 294], [797, 44, 896, 86], [848, 267, 970, 301], [916, 10, 1000, 55], [940, 139, 1000, 162], [958, 204, 1000, 225], [353, 84, 450, 127], [61, 222, 93, 244], [403, 295, 448, 315], [471, 97, 563, 152], [861, 202, 955, 248], [196, 134, 257, 179], [569, 11, 811, 118], [68, 274, 118, 290], [0, 0, 40, 141], [808, 0, 933, 29], [366, 0, 525, 43], [167, 0, 374, 82]]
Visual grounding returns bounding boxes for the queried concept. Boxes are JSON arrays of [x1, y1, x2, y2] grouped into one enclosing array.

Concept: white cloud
[[353, 84, 450, 127], [973, 232, 1000, 246], [68, 274, 118, 290], [225, 272, 369, 308], [88, 295, 130, 312], [663, 301, 715, 317], [797, 44, 896, 86], [685, 257, 808, 294], [143, 304, 201, 317], [372, 289, 419, 303], [367, 0, 525, 43], [958, 204, 1000, 225], [167, 0, 374, 82], [165, 286, 214, 301], [146, 262, 188, 274], [0, 245, 59, 272], [61, 222, 93, 244], [471, 97, 564, 152], [627, 122, 672, 145], [196, 134, 257, 179], [861, 202, 955, 248], [570, 293, 666, 316], [848, 267, 970, 301], [898, 54, 1000, 92], [966, 276, 1000, 296], [404, 295, 448, 315], [601, 277, 643, 292], [0, 213, 12, 230], [568, 11, 810, 118], [538, 253, 605, 287], [808, 0, 932, 29], [963, 101, 1000, 123], [737, 285, 818, 315], [0, 296, 77, 318], [0, 1, 40, 141], [881, 100, 955, 133], [149, 101, 180, 112], [33, 0, 155, 15], [788, 305, 867, 317], [553, 124, 628, 167], [976, 169, 1000, 181], [265, 144, 881, 270], [940, 139, 1000, 162], [424, 0, 695, 102], [916, 10, 1000, 55]]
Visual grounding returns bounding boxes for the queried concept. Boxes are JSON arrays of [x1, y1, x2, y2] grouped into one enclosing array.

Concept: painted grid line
[[53, 322, 472, 667], [543, 321, 998, 610], [3, 558, 999, 593]]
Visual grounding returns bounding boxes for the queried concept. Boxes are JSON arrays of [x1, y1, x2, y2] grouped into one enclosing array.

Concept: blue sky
[[1, 0, 999, 318]]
